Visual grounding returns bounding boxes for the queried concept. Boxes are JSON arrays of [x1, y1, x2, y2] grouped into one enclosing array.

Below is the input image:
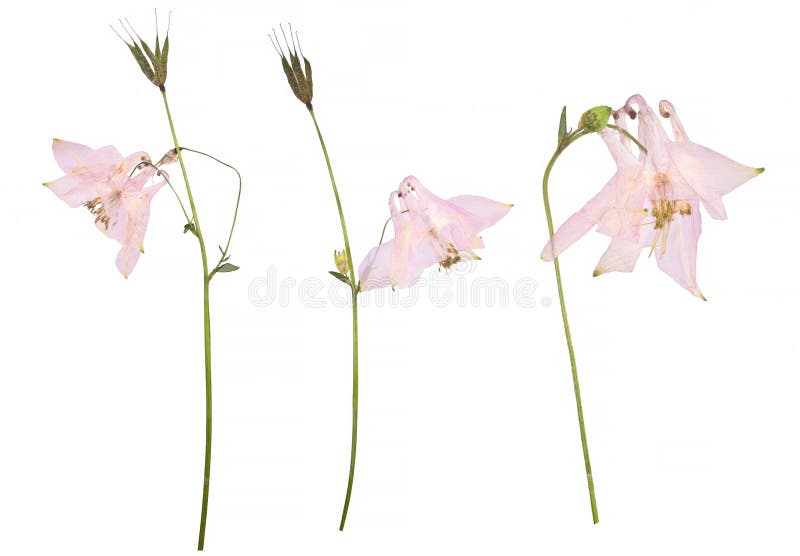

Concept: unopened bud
[[334, 250, 349, 275], [578, 105, 613, 132]]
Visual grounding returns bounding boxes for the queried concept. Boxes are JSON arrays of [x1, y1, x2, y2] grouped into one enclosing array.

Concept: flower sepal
[[114, 16, 170, 90]]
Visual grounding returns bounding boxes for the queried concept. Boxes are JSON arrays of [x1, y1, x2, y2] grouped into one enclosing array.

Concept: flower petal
[[358, 240, 393, 291], [653, 201, 705, 299], [667, 141, 763, 220], [541, 177, 618, 261], [115, 244, 141, 279], [593, 238, 644, 275], [447, 195, 512, 230], [51, 139, 121, 173]]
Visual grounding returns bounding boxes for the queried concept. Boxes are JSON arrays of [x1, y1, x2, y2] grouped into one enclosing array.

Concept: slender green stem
[[607, 124, 648, 154], [306, 108, 360, 531], [161, 89, 214, 550], [133, 160, 193, 225], [542, 128, 599, 524], [176, 146, 243, 280]]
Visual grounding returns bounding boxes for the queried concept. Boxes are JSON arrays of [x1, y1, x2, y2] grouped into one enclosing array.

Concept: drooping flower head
[[43, 139, 173, 277], [358, 176, 512, 291], [541, 94, 763, 299]]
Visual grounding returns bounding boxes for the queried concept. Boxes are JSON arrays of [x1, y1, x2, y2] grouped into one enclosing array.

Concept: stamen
[[85, 197, 111, 229]]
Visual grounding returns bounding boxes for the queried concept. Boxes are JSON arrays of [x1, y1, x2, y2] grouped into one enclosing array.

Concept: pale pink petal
[[652, 201, 705, 299], [593, 238, 644, 275], [667, 141, 763, 220], [658, 100, 689, 142], [447, 195, 512, 230], [44, 140, 125, 207], [115, 244, 141, 279], [400, 177, 486, 251], [44, 174, 98, 207], [51, 139, 121, 173], [358, 240, 393, 291], [541, 178, 618, 261]]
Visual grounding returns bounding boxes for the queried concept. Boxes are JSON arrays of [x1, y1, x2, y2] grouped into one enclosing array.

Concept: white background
[[1, 1, 797, 554]]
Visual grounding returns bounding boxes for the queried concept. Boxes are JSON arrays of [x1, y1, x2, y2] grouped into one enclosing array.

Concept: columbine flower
[[358, 176, 512, 291], [43, 139, 172, 277], [541, 94, 764, 299]]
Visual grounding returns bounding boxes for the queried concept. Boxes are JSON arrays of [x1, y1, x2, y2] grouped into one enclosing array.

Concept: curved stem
[[133, 160, 193, 226], [542, 128, 599, 524], [306, 108, 360, 531], [176, 146, 243, 280], [161, 89, 214, 550], [607, 124, 648, 154]]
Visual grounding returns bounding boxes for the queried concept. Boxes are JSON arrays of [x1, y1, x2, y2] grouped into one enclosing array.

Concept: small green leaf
[[558, 106, 567, 144], [216, 263, 240, 273], [183, 222, 196, 235], [328, 271, 351, 285]]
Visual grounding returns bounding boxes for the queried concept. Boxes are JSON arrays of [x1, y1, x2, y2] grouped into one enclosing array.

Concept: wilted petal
[[667, 141, 763, 220], [44, 140, 124, 207], [593, 238, 644, 275], [51, 139, 121, 173], [542, 178, 617, 261], [115, 244, 142, 279], [652, 201, 705, 299], [358, 240, 393, 291], [448, 195, 513, 230]]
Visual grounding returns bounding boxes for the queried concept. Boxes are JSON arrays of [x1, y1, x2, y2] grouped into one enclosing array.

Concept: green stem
[[161, 89, 214, 550], [542, 128, 599, 524], [607, 124, 647, 154], [175, 146, 243, 280], [307, 108, 360, 531]]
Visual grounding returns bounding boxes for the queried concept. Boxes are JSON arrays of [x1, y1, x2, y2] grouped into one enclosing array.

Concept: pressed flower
[[541, 95, 764, 298], [358, 176, 512, 291], [44, 139, 171, 277]]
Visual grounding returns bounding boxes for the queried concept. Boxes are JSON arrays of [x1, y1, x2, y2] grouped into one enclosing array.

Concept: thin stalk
[[307, 108, 360, 531], [175, 146, 243, 279], [607, 124, 647, 153], [542, 128, 599, 524], [161, 89, 214, 550]]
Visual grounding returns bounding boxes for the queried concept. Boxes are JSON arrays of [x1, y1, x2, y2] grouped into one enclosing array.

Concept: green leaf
[[328, 271, 351, 285], [215, 263, 240, 273], [183, 222, 196, 235], [558, 106, 567, 144]]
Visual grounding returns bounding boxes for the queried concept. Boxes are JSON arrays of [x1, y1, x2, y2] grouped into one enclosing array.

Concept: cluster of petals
[[541, 94, 763, 299], [358, 176, 512, 291], [44, 139, 172, 277]]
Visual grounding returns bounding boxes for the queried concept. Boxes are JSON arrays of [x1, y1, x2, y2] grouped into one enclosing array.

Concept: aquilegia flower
[[359, 176, 512, 290], [541, 94, 763, 299], [44, 139, 172, 277]]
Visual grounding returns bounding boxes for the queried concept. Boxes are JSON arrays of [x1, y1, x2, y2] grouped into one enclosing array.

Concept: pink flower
[[541, 95, 763, 299], [43, 139, 171, 278], [358, 176, 512, 291]]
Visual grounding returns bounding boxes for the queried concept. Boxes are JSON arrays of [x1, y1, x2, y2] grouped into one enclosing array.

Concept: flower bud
[[578, 105, 613, 132], [270, 25, 314, 108], [334, 250, 349, 275], [114, 16, 170, 90]]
